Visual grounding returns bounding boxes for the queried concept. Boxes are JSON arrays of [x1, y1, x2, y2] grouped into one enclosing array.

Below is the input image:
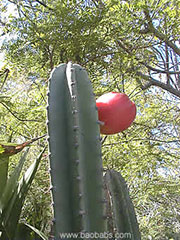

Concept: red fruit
[[96, 92, 136, 135]]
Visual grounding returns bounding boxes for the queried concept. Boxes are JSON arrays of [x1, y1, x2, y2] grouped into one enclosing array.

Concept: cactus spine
[[47, 63, 106, 238]]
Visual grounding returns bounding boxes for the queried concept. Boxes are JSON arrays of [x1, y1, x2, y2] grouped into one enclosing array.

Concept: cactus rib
[[47, 64, 81, 238]]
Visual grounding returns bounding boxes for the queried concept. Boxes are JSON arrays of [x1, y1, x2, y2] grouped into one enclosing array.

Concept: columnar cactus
[[47, 62, 107, 238]]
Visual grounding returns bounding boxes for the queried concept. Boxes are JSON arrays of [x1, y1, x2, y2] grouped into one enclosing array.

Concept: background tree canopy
[[0, 0, 180, 239]]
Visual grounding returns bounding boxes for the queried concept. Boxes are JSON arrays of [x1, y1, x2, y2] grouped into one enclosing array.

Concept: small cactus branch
[[105, 170, 141, 240]]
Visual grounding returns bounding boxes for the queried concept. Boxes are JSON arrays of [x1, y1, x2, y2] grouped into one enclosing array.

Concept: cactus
[[105, 170, 141, 240], [47, 62, 106, 239], [47, 62, 140, 240]]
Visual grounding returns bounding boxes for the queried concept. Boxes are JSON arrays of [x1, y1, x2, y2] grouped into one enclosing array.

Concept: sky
[[0, 2, 17, 68]]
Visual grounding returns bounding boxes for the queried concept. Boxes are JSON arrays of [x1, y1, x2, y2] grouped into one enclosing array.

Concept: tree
[[0, 0, 180, 239]]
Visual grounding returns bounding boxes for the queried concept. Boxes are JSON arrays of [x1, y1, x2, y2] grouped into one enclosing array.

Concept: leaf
[[0, 155, 9, 199], [0, 149, 29, 213], [15, 222, 48, 240], [0, 145, 5, 154], [0, 95, 11, 104], [14, 223, 32, 240], [1, 147, 46, 239]]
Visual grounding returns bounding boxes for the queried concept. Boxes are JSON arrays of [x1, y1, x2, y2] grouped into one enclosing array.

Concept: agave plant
[[0, 140, 47, 240]]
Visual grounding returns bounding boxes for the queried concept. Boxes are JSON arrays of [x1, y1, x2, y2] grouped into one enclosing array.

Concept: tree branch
[[103, 138, 180, 147], [1, 102, 43, 122], [0, 134, 47, 156], [136, 71, 180, 98], [35, 0, 53, 10], [143, 9, 180, 56], [0, 69, 10, 91], [117, 40, 180, 74]]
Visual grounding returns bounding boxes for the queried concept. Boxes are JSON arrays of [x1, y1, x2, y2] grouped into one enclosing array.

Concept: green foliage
[[0, 145, 4, 154], [0, 148, 47, 239], [102, 89, 180, 239], [0, 0, 180, 239]]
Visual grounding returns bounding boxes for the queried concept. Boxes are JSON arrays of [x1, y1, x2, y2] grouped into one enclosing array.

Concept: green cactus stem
[[47, 62, 107, 239], [105, 169, 141, 240]]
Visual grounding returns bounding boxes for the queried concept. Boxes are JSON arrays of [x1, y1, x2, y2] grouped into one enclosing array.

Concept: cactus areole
[[96, 92, 136, 135]]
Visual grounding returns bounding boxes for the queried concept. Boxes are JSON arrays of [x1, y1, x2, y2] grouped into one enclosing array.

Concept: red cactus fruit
[[96, 92, 136, 135]]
